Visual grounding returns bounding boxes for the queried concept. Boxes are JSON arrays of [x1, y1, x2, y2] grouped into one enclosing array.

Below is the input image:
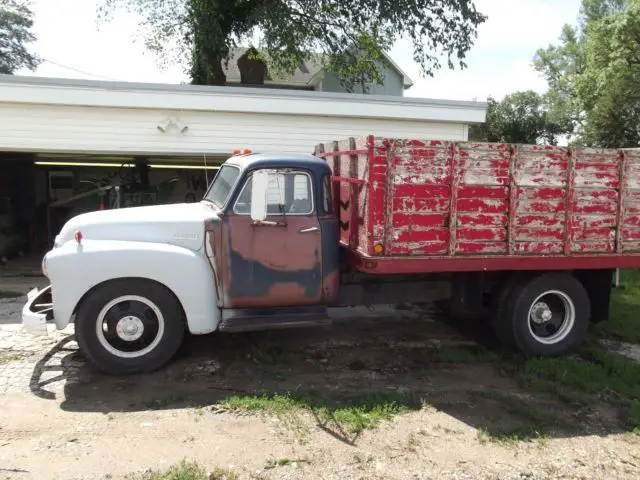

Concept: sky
[[17, 0, 583, 102]]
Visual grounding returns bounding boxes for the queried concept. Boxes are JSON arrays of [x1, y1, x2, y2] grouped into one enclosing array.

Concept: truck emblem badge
[[173, 233, 199, 240]]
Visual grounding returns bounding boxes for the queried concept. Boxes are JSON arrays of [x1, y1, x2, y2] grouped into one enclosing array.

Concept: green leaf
[[0, 0, 41, 74], [98, 0, 487, 87]]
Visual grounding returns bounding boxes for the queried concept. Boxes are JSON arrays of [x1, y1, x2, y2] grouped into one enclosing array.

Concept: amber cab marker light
[[232, 149, 241, 155], [243, 149, 253, 154], [373, 244, 384, 255]]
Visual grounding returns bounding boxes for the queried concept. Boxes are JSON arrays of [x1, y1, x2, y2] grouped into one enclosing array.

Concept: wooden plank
[[384, 139, 397, 255], [507, 145, 517, 255], [330, 140, 342, 236], [348, 137, 359, 249], [331, 175, 366, 185], [392, 196, 450, 213], [615, 151, 628, 253], [367, 135, 386, 254], [564, 149, 576, 254], [448, 143, 460, 255], [457, 197, 508, 213], [316, 149, 369, 158]]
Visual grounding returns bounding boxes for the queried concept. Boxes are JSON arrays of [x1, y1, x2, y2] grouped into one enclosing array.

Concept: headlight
[[41, 255, 48, 277]]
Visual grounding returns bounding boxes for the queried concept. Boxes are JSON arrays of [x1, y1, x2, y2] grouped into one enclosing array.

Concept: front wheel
[[492, 273, 590, 357], [75, 279, 185, 375]]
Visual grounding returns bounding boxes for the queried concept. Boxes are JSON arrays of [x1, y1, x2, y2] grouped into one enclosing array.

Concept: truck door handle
[[299, 226, 320, 233]]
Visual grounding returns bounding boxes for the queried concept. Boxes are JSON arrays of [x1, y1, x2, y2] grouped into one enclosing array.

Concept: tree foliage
[[0, 0, 40, 75], [469, 91, 570, 145], [534, 0, 640, 147], [576, 2, 640, 147], [98, 0, 486, 87]]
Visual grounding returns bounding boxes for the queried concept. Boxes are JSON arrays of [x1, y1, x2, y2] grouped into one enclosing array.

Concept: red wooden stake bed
[[315, 136, 640, 274]]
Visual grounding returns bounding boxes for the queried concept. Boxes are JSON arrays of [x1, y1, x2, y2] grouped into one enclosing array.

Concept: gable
[[223, 48, 413, 89]]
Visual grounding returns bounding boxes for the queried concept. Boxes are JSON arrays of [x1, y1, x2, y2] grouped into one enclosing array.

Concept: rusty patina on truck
[[22, 136, 640, 374]]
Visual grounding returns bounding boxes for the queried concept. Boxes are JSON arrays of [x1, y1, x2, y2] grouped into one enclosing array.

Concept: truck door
[[221, 168, 323, 308]]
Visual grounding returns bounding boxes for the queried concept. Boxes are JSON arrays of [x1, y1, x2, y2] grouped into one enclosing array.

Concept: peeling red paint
[[316, 137, 640, 271]]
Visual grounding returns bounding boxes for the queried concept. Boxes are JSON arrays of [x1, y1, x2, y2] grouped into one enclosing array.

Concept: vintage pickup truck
[[22, 136, 640, 374]]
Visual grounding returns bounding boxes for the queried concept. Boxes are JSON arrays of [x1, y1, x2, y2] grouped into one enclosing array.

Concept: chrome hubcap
[[527, 290, 576, 345], [530, 302, 553, 324], [115, 316, 145, 342], [96, 295, 165, 359]]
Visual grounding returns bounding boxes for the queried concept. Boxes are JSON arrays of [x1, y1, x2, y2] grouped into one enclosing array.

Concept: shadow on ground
[[28, 308, 629, 444]]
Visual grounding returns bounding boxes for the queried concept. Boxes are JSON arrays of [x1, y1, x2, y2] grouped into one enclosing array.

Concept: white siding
[[0, 103, 467, 156], [0, 76, 487, 124]]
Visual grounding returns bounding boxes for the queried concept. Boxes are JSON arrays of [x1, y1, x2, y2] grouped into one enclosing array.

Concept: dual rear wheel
[[491, 273, 591, 357]]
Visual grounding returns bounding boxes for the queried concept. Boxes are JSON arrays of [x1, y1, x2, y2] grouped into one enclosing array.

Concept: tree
[[0, 0, 40, 74], [98, 0, 486, 87], [575, 2, 640, 147], [534, 0, 640, 147], [469, 91, 571, 145], [580, 0, 628, 24]]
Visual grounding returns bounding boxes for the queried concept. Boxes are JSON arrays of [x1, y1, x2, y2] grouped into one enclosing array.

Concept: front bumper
[[22, 285, 54, 336]]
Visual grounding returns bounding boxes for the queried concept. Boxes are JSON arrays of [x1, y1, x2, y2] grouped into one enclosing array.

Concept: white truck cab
[[22, 152, 338, 374]]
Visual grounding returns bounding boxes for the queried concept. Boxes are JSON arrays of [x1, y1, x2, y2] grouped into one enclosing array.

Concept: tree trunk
[[189, 0, 228, 86], [190, 31, 227, 86]]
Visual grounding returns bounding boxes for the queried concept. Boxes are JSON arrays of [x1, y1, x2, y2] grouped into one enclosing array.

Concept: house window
[[234, 169, 314, 215]]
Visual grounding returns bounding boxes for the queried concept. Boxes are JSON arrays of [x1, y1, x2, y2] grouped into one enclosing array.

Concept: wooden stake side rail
[[314, 136, 640, 272], [315, 149, 369, 158], [615, 151, 628, 254], [330, 176, 366, 185], [507, 145, 518, 256]]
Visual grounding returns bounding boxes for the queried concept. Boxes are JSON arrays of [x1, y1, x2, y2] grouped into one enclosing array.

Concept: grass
[[264, 457, 293, 469], [517, 350, 640, 399], [130, 459, 237, 480], [483, 270, 640, 433], [477, 425, 549, 446], [470, 389, 564, 444], [145, 394, 191, 410], [218, 392, 303, 418], [595, 269, 640, 344], [512, 348, 640, 431], [0, 352, 25, 364], [628, 401, 640, 434], [264, 457, 309, 469], [218, 391, 423, 434]]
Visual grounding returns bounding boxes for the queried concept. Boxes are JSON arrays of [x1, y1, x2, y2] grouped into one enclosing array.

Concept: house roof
[[224, 48, 414, 89], [0, 74, 487, 124]]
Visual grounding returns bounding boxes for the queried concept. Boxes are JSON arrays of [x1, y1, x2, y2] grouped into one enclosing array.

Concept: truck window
[[233, 169, 314, 215], [202, 165, 241, 208]]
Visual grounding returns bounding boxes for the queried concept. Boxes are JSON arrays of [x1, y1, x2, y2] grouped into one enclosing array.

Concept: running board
[[218, 306, 331, 333]]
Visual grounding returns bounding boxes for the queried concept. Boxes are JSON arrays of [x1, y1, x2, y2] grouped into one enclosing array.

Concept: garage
[[0, 74, 486, 259]]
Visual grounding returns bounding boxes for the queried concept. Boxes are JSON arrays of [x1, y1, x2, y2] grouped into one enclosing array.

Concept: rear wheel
[[75, 279, 185, 375], [492, 273, 590, 357]]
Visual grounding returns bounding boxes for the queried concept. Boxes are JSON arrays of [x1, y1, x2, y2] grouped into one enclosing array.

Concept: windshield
[[203, 165, 241, 208]]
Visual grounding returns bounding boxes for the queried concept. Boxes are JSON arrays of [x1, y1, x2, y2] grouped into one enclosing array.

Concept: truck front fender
[[45, 239, 220, 334]]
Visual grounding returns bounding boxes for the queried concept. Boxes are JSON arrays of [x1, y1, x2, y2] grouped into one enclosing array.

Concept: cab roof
[[224, 152, 330, 174]]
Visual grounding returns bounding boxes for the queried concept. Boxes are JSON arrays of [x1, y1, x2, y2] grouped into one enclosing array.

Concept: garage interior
[[0, 150, 225, 261]]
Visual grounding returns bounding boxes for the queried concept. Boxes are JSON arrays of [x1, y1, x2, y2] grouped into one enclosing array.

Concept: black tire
[[493, 273, 590, 357], [490, 277, 518, 348], [75, 279, 185, 375]]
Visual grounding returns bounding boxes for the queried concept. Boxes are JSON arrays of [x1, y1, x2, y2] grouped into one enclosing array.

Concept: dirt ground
[[1, 260, 639, 479]]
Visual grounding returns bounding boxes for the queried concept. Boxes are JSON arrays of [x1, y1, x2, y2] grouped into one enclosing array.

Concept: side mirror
[[250, 170, 269, 222]]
